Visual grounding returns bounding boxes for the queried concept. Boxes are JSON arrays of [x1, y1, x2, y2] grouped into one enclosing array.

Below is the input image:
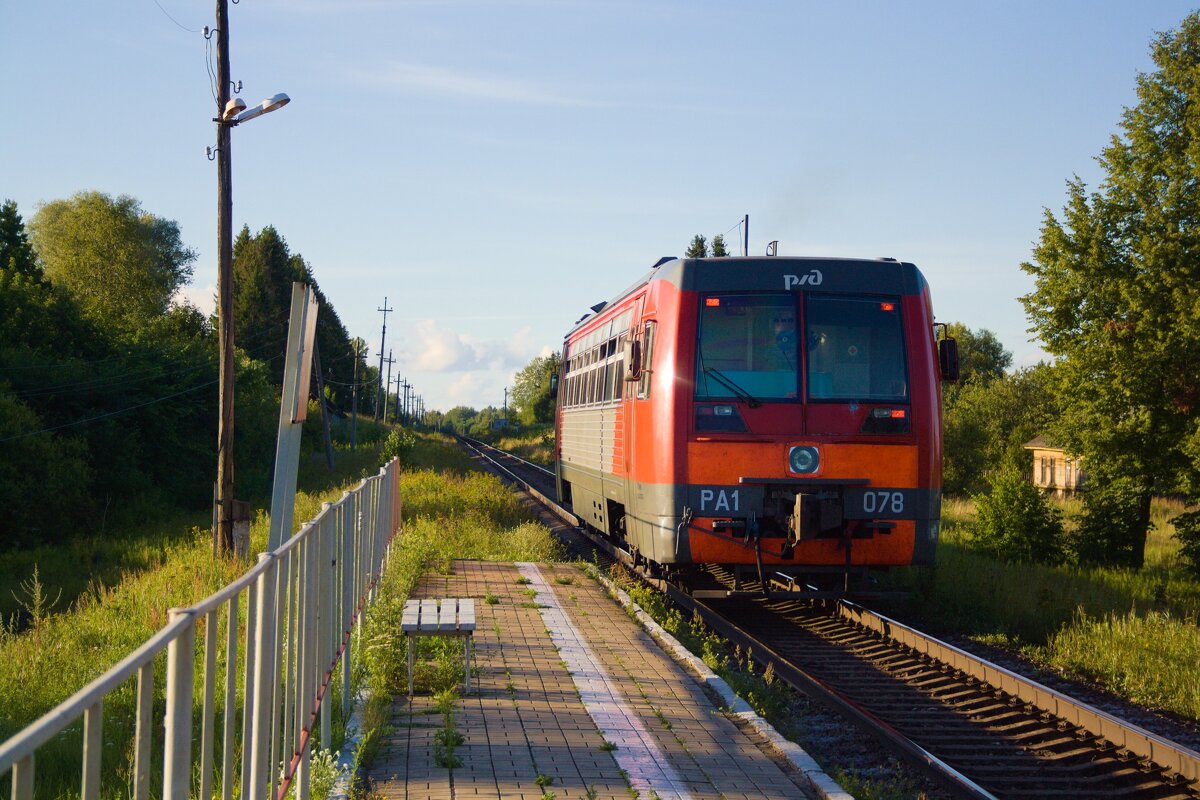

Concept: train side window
[[638, 321, 656, 399], [604, 361, 617, 401]]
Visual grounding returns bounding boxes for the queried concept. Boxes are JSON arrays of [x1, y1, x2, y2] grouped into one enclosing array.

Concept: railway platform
[[364, 559, 841, 800]]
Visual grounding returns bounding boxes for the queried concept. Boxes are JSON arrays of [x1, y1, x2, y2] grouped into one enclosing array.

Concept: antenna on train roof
[[651, 256, 675, 269], [590, 301, 607, 313]]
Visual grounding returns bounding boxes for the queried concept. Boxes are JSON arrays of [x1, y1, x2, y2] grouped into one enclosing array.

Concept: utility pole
[[374, 298, 392, 422], [393, 375, 403, 422], [402, 379, 412, 424], [743, 213, 749, 257], [503, 386, 509, 422], [214, 0, 235, 555], [351, 339, 363, 451], [382, 349, 396, 424]]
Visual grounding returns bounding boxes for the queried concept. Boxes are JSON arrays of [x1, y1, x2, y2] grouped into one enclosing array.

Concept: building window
[[1050, 457, 1057, 487], [1040, 456, 1047, 485]]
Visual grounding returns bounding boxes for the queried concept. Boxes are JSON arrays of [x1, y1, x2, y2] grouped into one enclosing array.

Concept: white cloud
[[342, 61, 609, 108], [404, 320, 546, 372], [173, 283, 216, 317]]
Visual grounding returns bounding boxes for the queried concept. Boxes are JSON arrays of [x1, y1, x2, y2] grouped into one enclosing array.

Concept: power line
[[151, 0, 201, 33], [0, 378, 220, 443]]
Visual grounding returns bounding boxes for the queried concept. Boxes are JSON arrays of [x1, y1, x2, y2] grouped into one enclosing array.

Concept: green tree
[[685, 235, 708, 258], [711, 234, 730, 257], [232, 225, 293, 382], [511, 352, 562, 424], [29, 192, 196, 333], [944, 323, 1011, 386], [971, 469, 1065, 565], [0, 199, 40, 280], [1020, 13, 1200, 567], [942, 364, 1057, 495]]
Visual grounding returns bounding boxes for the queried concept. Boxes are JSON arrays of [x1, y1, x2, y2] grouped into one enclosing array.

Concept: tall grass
[[0, 429, 564, 799], [491, 423, 555, 467], [886, 495, 1200, 720], [0, 444, 383, 799], [0, 444, 385, 623]]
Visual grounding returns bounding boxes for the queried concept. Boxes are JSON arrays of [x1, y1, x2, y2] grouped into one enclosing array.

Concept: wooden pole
[[215, 0, 235, 554]]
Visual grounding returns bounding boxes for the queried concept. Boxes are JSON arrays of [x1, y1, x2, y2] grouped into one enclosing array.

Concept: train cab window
[[637, 321, 656, 399], [805, 295, 908, 403], [695, 294, 798, 400]]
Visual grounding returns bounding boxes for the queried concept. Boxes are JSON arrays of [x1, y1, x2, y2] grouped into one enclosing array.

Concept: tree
[[232, 225, 293, 382], [511, 352, 562, 424], [942, 364, 1057, 495], [944, 323, 1011, 385], [0, 199, 40, 280], [711, 234, 730, 257], [971, 468, 1065, 565], [685, 235, 708, 258], [29, 192, 195, 333], [1020, 13, 1200, 567]]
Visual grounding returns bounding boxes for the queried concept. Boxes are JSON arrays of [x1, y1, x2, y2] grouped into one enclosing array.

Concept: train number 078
[[861, 491, 904, 515]]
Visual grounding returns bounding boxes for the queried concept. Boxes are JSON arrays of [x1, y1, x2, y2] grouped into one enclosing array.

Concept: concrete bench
[[402, 598, 476, 696]]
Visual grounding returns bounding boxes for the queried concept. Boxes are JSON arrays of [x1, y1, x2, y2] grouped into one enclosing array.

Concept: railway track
[[458, 435, 1200, 800]]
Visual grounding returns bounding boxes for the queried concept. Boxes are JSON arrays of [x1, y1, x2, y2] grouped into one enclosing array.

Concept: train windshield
[[806, 295, 907, 402], [695, 294, 799, 400], [694, 293, 908, 403]]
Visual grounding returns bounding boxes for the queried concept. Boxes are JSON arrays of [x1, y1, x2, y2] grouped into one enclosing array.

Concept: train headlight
[[788, 446, 819, 474]]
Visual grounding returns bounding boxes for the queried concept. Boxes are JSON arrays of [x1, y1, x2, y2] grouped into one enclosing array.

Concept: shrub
[[970, 469, 1065, 565], [1073, 476, 1148, 568], [379, 427, 416, 465], [1174, 510, 1200, 577]]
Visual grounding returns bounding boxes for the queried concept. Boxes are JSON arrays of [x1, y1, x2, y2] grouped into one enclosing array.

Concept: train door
[[618, 297, 645, 544]]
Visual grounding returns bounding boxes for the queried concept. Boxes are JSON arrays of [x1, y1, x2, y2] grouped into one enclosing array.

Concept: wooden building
[[1022, 436, 1084, 497]]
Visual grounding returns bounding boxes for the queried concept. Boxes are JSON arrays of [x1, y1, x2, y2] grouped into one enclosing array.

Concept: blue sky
[[2, 1, 1196, 411]]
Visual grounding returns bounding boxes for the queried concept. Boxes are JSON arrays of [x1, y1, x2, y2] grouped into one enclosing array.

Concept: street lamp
[[212, 0, 290, 555]]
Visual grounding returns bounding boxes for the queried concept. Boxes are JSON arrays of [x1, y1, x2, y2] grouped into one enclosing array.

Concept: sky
[[2, 1, 1197, 412]]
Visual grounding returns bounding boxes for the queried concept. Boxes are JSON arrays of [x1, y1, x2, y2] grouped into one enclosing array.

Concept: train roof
[[565, 256, 929, 338]]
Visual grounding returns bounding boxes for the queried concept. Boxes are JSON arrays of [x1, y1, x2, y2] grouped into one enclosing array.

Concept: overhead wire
[[150, 0, 200, 33]]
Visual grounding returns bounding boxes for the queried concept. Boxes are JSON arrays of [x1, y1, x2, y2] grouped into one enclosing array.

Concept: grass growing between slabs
[[883, 496, 1200, 722], [341, 432, 565, 794]]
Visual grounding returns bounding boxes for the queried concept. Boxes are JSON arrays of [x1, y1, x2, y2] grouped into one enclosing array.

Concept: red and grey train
[[553, 256, 957, 578]]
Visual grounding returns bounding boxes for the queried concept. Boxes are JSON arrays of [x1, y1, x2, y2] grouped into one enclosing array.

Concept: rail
[[466, 437, 1200, 797], [0, 458, 402, 800]]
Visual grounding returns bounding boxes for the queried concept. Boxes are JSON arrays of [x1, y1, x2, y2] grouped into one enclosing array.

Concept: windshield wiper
[[703, 367, 762, 408]]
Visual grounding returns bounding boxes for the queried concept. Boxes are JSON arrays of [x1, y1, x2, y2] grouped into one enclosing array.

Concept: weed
[[554, 575, 574, 585], [599, 739, 618, 752], [535, 773, 554, 788], [484, 593, 499, 605], [516, 576, 533, 585], [521, 587, 538, 598]]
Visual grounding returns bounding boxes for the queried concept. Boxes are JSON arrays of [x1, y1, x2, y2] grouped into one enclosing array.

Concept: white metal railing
[[0, 457, 401, 800]]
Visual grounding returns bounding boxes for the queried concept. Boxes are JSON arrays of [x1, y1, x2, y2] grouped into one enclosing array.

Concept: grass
[[0, 428, 563, 799], [882, 495, 1200, 720], [0, 449, 376, 799], [491, 423, 555, 467], [0, 443, 385, 623]]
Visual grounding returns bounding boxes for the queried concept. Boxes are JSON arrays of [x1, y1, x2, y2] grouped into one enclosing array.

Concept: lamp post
[[212, 0, 290, 554]]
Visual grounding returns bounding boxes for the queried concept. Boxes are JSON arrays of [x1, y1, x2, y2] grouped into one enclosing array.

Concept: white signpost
[[267, 282, 320, 550]]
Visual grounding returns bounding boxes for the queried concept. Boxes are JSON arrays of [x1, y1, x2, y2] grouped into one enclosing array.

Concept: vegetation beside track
[[0, 429, 563, 800], [0, 439, 384, 799], [583, 562, 938, 800], [887, 496, 1200, 721]]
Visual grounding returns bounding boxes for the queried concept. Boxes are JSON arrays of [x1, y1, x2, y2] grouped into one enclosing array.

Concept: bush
[[379, 428, 416, 465], [1173, 510, 1200, 577], [971, 469, 1065, 565], [1073, 476, 1149, 568]]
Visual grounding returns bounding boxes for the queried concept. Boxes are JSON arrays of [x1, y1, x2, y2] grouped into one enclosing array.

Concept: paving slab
[[365, 560, 816, 800]]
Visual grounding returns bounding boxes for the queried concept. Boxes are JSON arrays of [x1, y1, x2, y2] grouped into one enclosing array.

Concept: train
[[552, 255, 958, 582]]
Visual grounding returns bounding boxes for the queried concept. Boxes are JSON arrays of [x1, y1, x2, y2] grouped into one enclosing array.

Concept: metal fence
[[0, 458, 401, 800]]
